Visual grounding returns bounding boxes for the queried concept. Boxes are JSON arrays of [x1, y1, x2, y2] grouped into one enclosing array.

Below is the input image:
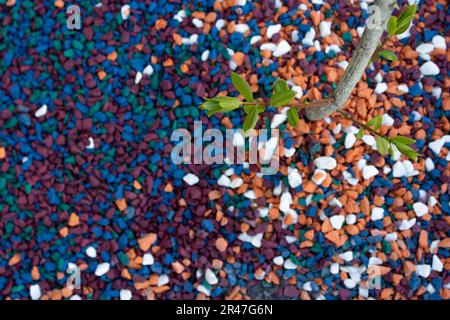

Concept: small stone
[[273, 256, 284, 266], [319, 21, 331, 37], [420, 61, 440, 76], [371, 207, 384, 221], [382, 114, 394, 126], [283, 259, 297, 270], [142, 253, 155, 265], [432, 35, 446, 50], [86, 137, 95, 149], [192, 18, 203, 28], [428, 138, 445, 155], [273, 40, 291, 57], [399, 218, 416, 231], [432, 255, 443, 272], [35, 104, 48, 118], [266, 24, 281, 38], [413, 202, 428, 217], [397, 84, 409, 93], [215, 237, 228, 252], [143, 64, 154, 76], [121, 4, 131, 20], [344, 278, 356, 289], [330, 215, 345, 230], [120, 289, 132, 300], [314, 157, 337, 170], [201, 50, 210, 62], [95, 262, 110, 277], [345, 214, 356, 225], [344, 133, 356, 149], [234, 23, 249, 33], [230, 178, 243, 189], [271, 113, 287, 128], [416, 264, 431, 278], [205, 268, 218, 285], [330, 263, 340, 275], [288, 168, 302, 188], [135, 71, 142, 84], [339, 251, 353, 262], [374, 82, 387, 94], [157, 274, 169, 287], [86, 246, 97, 258], [183, 173, 199, 186], [362, 165, 379, 179], [217, 175, 231, 187], [30, 284, 41, 300], [312, 169, 327, 185], [392, 161, 407, 177]]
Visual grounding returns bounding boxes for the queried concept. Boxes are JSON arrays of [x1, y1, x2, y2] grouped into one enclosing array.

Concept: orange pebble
[[31, 266, 40, 280], [68, 213, 79, 227], [133, 180, 142, 190], [54, 0, 64, 8], [107, 51, 117, 61], [9, 253, 21, 266], [115, 198, 127, 211], [97, 70, 106, 80], [138, 233, 157, 251], [0, 147, 5, 160], [215, 237, 228, 252]]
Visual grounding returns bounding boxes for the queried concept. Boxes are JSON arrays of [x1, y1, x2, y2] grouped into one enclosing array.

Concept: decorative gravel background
[[0, 0, 448, 300]]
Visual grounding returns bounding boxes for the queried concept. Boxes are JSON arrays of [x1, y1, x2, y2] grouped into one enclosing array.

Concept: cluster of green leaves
[[356, 115, 420, 161], [200, 72, 298, 135], [374, 4, 418, 62]]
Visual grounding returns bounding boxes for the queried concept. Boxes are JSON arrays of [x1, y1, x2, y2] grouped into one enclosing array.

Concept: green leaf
[[390, 136, 416, 145], [243, 108, 259, 136], [231, 72, 253, 101], [270, 89, 296, 107], [356, 127, 365, 139], [378, 50, 397, 61], [206, 106, 222, 117], [366, 116, 382, 130], [389, 145, 395, 158], [273, 79, 289, 93], [375, 136, 389, 156], [387, 16, 397, 36], [394, 142, 420, 162], [395, 4, 417, 35], [287, 108, 299, 127], [216, 96, 241, 112], [200, 100, 219, 111]]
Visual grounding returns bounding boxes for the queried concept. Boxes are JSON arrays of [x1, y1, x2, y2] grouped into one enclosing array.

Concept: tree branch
[[305, 0, 397, 121]]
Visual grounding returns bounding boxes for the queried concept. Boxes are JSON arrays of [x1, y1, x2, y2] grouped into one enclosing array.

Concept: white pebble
[[345, 214, 356, 225], [432, 35, 446, 50], [371, 207, 384, 221], [314, 157, 337, 170], [232, 131, 245, 147], [250, 35, 262, 45], [121, 4, 131, 20], [399, 218, 416, 231], [215, 19, 225, 31], [135, 71, 142, 84], [397, 84, 409, 93], [157, 274, 169, 287], [271, 113, 287, 128], [344, 278, 357, 289], [432, 255, 443, 272], [288, 168, 302, 188], [266, 24, 281, 39], [260, 42, 277, 51], [345, 133, 356, 149], [385, 232, 398, 241], [273, 256, 284, 266], [183, 173, 199, 186], [273, 40, 291, 57], [291, 85, 303, 99], [362, 165, 379, 180], [382, 114, 394, 126], [230, 178, 243, 189], [330, 263, 340, 275], [30, 284, 41, 300], [374, 82, 387, 94], [201, 50, 210, 62], [420, 61, 440, 76], [234, 23, 249, 33], [330, 215, 345, 230], [338, 60, 348, 70], [205, 269, 218, 285], [283, 259, 297, 270], [217, 175, 231, 187], [86, 246, 97, 258], [362, 135, 376, 146], [35, 104, 48, 118], [428, 138, 445, 155], [279, 192, 293, 214], [86, 137, 95, 150], [142, 253, 154, 266], [95, 262, 110, 277], [319, 21, 331, 38], [143, 64, 154, 76], [413, 202, 428, 217], [416, 264, 431, 278], [392, 161, 407, 178], [339, 251, 353, 262], [192, 18, 203, 28], [120, 289, 132, 300], [416, 43, 434, 60]]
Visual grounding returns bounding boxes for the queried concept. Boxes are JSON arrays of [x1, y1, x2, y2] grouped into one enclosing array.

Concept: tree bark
[[305, 0, 397, 121]]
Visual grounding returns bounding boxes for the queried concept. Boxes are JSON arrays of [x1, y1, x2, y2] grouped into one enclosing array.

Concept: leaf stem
[[336, 109, 382, 137]]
